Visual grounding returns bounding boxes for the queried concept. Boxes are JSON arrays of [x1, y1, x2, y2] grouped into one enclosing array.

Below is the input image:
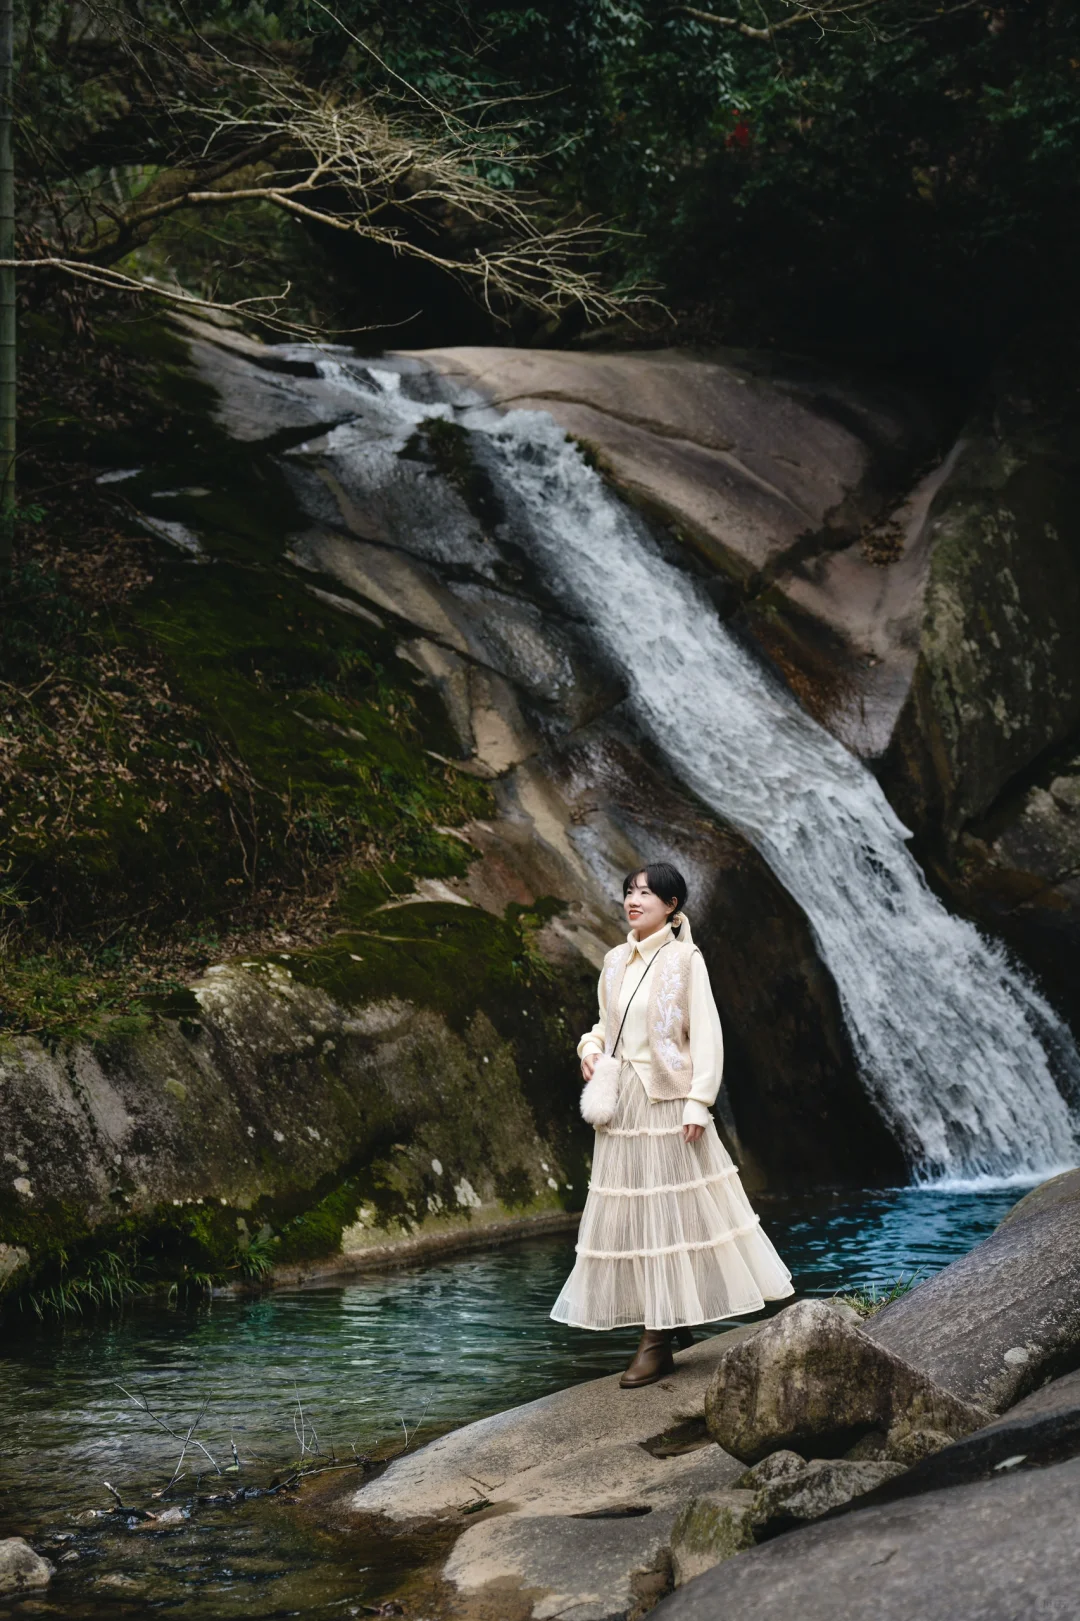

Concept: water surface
[[0, 1185, 1019, 1617]]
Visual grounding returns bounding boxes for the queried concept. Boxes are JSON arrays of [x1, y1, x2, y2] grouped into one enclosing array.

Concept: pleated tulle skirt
[[550, 1063, 794, 1331]]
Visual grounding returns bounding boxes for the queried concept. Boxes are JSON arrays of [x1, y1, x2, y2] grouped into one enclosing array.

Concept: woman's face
[[623, 874, 676, 939]]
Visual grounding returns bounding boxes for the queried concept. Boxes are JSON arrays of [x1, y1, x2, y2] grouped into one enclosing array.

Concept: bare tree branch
[[671, 0, 977, 41]]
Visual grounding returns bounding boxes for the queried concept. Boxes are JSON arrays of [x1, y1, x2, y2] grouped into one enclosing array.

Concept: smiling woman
[[552, 862, 794, 1388]]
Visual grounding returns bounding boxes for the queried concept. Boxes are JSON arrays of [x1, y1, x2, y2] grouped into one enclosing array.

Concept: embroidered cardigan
[[577, 921, 724, 1128]]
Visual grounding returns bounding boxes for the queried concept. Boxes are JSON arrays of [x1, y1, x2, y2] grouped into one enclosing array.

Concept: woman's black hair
[[622, 862, 688, 930]]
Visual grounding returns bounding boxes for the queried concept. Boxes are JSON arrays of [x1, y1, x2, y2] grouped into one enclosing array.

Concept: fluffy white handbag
[[579, 1053, 622, 1127]]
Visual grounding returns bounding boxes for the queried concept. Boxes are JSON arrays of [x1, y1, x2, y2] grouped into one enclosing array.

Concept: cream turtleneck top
[[576, 921, 724, 1129]]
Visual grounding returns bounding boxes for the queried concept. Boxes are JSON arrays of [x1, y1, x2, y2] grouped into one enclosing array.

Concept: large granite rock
[[442, 1508, 677, 1621], [0, 972, 581, 1288], [0, 1539, 52, 1596], [876, 337, 1080, 1017], [996, 1165, 1080, 1228], [443, 1443, 742, 1620], [864, 1177, 1080, 1411], [704, 1300, 989, 1461], [405, 347, 936, 590], [883, 338, 1080, 841], [651, 1454, 1080, 1621]]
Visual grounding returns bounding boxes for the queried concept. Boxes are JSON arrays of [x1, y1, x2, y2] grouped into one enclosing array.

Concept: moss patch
[[2, 310, 492, 1039]]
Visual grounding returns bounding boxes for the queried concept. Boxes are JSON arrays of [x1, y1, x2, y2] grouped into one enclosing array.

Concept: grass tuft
[[834, 1273, 921, 1319]]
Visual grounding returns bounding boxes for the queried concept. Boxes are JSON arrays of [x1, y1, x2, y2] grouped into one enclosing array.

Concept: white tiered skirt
[[551, 1064, 794, 1331]]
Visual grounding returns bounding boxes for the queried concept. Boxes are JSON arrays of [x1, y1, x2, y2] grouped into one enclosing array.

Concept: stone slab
[[651, 1453, 1080, 1621], [353, 1328, 757, 1521], [444, 1507, 678, 1621]]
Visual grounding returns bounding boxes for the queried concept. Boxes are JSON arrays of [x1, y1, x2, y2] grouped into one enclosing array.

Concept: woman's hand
[[682, 1123, 705, 1145], [581, 1051, 600, 1082]]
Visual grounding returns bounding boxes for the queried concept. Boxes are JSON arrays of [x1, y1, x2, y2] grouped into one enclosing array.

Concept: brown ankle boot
[[620, 1330, 675, 1388], [672, 1326, 695, 1351]]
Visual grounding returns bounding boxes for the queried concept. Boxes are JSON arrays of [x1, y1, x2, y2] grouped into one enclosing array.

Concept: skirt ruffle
[[550, 1064, 794, 1331]]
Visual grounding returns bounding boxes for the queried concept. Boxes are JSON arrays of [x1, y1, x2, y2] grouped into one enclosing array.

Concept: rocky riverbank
[[344, 1168, 1080, 1620]]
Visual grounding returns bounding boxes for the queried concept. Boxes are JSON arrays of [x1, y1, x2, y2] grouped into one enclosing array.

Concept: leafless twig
[[113, 1381, 223, 1477]]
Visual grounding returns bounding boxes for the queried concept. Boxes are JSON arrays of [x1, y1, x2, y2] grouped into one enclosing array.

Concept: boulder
[[431, 1385, 748, 1621], [864, 1180, 1080, 1410], [442, 1508, 678, 1621], [732, 1450, 806, 1489], [669, 1490, 757, 1587], [836, 1365, 1080, 1513], [995, 1165, 1080, 1229], [704, 1300, 989, 1461], [749, 1457, 906, 1533], [0, 1539, 52, 1596], [651, 1454, 1080, 1621]]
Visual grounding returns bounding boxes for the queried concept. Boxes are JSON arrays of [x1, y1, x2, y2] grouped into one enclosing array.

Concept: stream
[[0, 1185, 1021, 1617]]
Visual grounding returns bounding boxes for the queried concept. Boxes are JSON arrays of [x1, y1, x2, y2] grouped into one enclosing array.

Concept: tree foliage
[[13, 1, 1080, 356]]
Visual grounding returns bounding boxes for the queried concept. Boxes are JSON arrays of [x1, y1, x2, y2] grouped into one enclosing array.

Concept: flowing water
[[289, 357, 1080, 1185], [0, 1188, 1020, 1617]]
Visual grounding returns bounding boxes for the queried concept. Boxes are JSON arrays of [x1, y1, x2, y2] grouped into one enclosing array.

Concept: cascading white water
[[306, 357, 1080, 1186]]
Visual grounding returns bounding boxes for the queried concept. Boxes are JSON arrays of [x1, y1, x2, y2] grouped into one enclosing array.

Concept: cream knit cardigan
[[577, 916, 725, 1130]]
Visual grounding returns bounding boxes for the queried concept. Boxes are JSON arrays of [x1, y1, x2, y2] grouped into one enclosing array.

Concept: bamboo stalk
[[0, 0, 14, 570]]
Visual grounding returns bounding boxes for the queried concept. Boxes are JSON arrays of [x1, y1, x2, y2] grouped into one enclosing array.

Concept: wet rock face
[[885, 354, 1080, 840], [542, 732, 905, 1188], [864, 1177, 1080, 1411], [184, 321, 896, 1193], [703, 1300, 989, 1462], [876, 339, 1080, 1019], [0, 940, 589, 1283], [953, 751, 1080, 1028]]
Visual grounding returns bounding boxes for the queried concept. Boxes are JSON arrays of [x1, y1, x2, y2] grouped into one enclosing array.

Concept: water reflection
[[0, 1185, 1019, 1615]]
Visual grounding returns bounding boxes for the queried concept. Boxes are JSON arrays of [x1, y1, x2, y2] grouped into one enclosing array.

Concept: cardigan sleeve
[[682, 948, 725, 1128], [576, 965, 608, 1062]]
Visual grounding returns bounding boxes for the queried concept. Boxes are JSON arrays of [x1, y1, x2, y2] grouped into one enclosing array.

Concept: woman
[[551, 862, 794, 1388]]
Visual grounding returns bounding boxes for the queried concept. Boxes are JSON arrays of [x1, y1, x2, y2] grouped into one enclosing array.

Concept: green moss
[[1, 318, 494, 1039], [399, 416, 502, 529]]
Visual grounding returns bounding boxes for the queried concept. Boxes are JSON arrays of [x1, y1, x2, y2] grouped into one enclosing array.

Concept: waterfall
[[299, 356, 1080, 1186]]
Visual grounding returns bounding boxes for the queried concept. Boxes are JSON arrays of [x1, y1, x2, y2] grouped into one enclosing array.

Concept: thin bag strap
[[607, 940, 670, 1059]]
